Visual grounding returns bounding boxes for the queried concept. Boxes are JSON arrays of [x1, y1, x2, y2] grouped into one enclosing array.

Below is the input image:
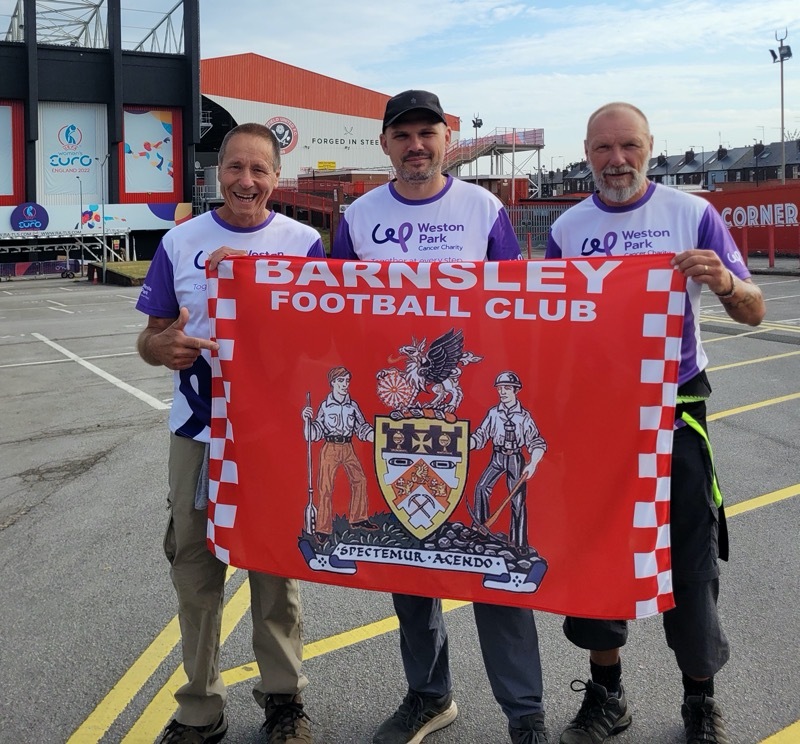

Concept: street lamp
[[76, 175, 83, 277], [96, 154, 109, 283], [769, 29, 792, 184], [76, 175, 83, 229], [472, 115, 482, 185]]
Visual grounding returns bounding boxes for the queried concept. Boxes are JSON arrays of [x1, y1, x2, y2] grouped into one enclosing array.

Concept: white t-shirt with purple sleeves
[[136, 209, 325, 442], [545, 182, 751, 385], [332, 175, 522, 261]]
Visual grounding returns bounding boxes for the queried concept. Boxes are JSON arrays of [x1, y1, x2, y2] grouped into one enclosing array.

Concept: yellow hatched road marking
[[700, 314, 800, 333], [124, 599, 468, 741], [66, 566, 239, 743], [70, 391, 800, 742], [708, 392, 800, 421], [120, 575, 252, 743], [707, 349, 800, 371], [761, 721, 800, 743], [724, 484, 800, 517]]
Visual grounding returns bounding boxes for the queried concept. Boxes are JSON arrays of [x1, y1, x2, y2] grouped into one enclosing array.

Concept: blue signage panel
[[9, 203, 50, 231]]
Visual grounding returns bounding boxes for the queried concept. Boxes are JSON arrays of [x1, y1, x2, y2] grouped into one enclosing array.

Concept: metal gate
[[507, 202, 574, 255]]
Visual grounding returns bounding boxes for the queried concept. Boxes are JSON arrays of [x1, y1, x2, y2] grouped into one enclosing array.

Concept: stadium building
[[0, 0, 544, 277]]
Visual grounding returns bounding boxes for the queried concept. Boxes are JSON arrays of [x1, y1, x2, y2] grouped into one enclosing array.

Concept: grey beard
[[593, 168, 647, 204]]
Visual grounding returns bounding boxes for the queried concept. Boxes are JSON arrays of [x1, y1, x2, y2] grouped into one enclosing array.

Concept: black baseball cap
[[382, 90, 447, 131]]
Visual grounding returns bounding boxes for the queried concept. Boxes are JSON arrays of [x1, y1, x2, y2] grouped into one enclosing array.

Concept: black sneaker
[[510, 711, 550, 743], [559, 680, 632, 744], [373, 690, 458, 744], [158, 713, 227, 744], [681, 694, 730, 744], [263, 694, 312, 744]]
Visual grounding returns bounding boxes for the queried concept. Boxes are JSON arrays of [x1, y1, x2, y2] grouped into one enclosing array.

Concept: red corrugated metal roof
[[200, 54, 460, 131]]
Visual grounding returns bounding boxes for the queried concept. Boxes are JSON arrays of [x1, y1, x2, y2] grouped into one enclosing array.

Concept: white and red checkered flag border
[[205, 257, 686, 619], [632, 267, 685, 617]]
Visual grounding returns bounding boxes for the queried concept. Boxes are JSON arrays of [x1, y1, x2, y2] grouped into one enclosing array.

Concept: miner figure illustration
[[470, 371, 546, 548], [301, 366, 377, 544]]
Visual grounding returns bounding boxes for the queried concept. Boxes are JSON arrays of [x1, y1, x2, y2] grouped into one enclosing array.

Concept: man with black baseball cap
[[382, 89, 448, 131], [333, 92, 547, 744]]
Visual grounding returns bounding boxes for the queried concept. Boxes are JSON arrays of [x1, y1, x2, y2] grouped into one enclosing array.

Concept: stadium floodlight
[[769, 30, 792, 184]]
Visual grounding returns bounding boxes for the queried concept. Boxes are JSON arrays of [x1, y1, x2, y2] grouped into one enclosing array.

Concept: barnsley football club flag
[[207, 255, 686, 620]]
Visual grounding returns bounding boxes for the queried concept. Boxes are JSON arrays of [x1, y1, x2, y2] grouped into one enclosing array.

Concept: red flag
[[207, 254, 685, 620]]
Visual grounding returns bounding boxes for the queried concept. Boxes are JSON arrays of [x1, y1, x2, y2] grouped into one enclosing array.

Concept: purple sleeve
[[698, 205, 751, 280], [487, 208, 522, 260], [307, 238, 326, 258], [544, 231, 562, 258], [331, 214, 358, 259], [135, 241, 179, 318]]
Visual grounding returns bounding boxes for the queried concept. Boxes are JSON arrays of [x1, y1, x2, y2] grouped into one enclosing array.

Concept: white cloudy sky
[[195, 0, 800, 168], [2, 0, 798, 168]]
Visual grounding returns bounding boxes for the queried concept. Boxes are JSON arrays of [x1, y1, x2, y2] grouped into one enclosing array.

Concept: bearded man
[[546, 102, 765, 744]]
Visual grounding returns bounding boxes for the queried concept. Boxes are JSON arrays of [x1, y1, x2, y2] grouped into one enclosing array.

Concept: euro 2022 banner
[[206, 255, 686, 620]]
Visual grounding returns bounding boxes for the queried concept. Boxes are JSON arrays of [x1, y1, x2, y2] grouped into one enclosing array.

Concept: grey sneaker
[[510, 711, 550, 743], [373, 690, 458, 744], [681, 695, 730, 744], [559, 680, 631, 744], [263, 694, 312, 744], [158, 713, 227, 744]]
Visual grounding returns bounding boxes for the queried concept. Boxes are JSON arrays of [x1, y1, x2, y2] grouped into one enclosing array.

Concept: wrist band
[[714, 271, 736, 299]]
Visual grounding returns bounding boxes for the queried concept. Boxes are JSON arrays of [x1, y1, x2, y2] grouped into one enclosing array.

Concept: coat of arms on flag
[[297, 328, 549, 594], [374, 416, 468, 540]]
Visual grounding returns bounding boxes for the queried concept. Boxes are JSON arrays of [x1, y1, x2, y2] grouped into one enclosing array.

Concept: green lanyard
[[678, 410, 723, 507]]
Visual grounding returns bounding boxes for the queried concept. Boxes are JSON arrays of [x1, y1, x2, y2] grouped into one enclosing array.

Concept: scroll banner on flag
[[207, 254, 686, 620]]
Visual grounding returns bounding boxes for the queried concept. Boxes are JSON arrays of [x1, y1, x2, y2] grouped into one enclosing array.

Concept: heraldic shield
[[375, 415, 469, 540]]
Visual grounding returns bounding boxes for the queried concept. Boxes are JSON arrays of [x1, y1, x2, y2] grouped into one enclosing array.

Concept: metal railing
[[507, 202, 573, 252], [445, 128, 545, 170]]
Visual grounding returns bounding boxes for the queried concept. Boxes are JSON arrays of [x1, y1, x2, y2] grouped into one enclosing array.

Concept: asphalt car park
[[0, 268, 798, 743]]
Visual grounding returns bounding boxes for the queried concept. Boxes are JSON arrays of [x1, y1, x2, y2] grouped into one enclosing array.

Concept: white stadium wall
[[204, 94, 391, 176]]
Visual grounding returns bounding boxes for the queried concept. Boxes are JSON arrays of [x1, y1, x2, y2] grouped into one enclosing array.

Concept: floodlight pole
[[472, 115, 482, 186], [770, 29, 792, 184]]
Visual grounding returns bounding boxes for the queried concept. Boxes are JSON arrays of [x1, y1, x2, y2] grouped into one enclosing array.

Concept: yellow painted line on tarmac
[[707, 349, 800, 371], [66, 566, 239, 744], [128, 598, 469, 742], [725, 484, 800, 518], [65, 615, 183, 743], [221, 599, 470, 687], [702, 328, 778, 342], [700, 315, 800, 333], [120, 573, 252, 744], [708, 392, 800, 421], [700, 315, 800, 343], [762, 721, 800, 743]]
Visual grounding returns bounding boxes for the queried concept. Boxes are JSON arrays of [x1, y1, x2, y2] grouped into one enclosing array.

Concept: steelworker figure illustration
[[302, 366, 377, 543], [470, 371, 546, 549]]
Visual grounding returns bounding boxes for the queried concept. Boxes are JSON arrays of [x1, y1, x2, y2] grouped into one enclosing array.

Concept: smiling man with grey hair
[[546, 102, 765, 744]]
